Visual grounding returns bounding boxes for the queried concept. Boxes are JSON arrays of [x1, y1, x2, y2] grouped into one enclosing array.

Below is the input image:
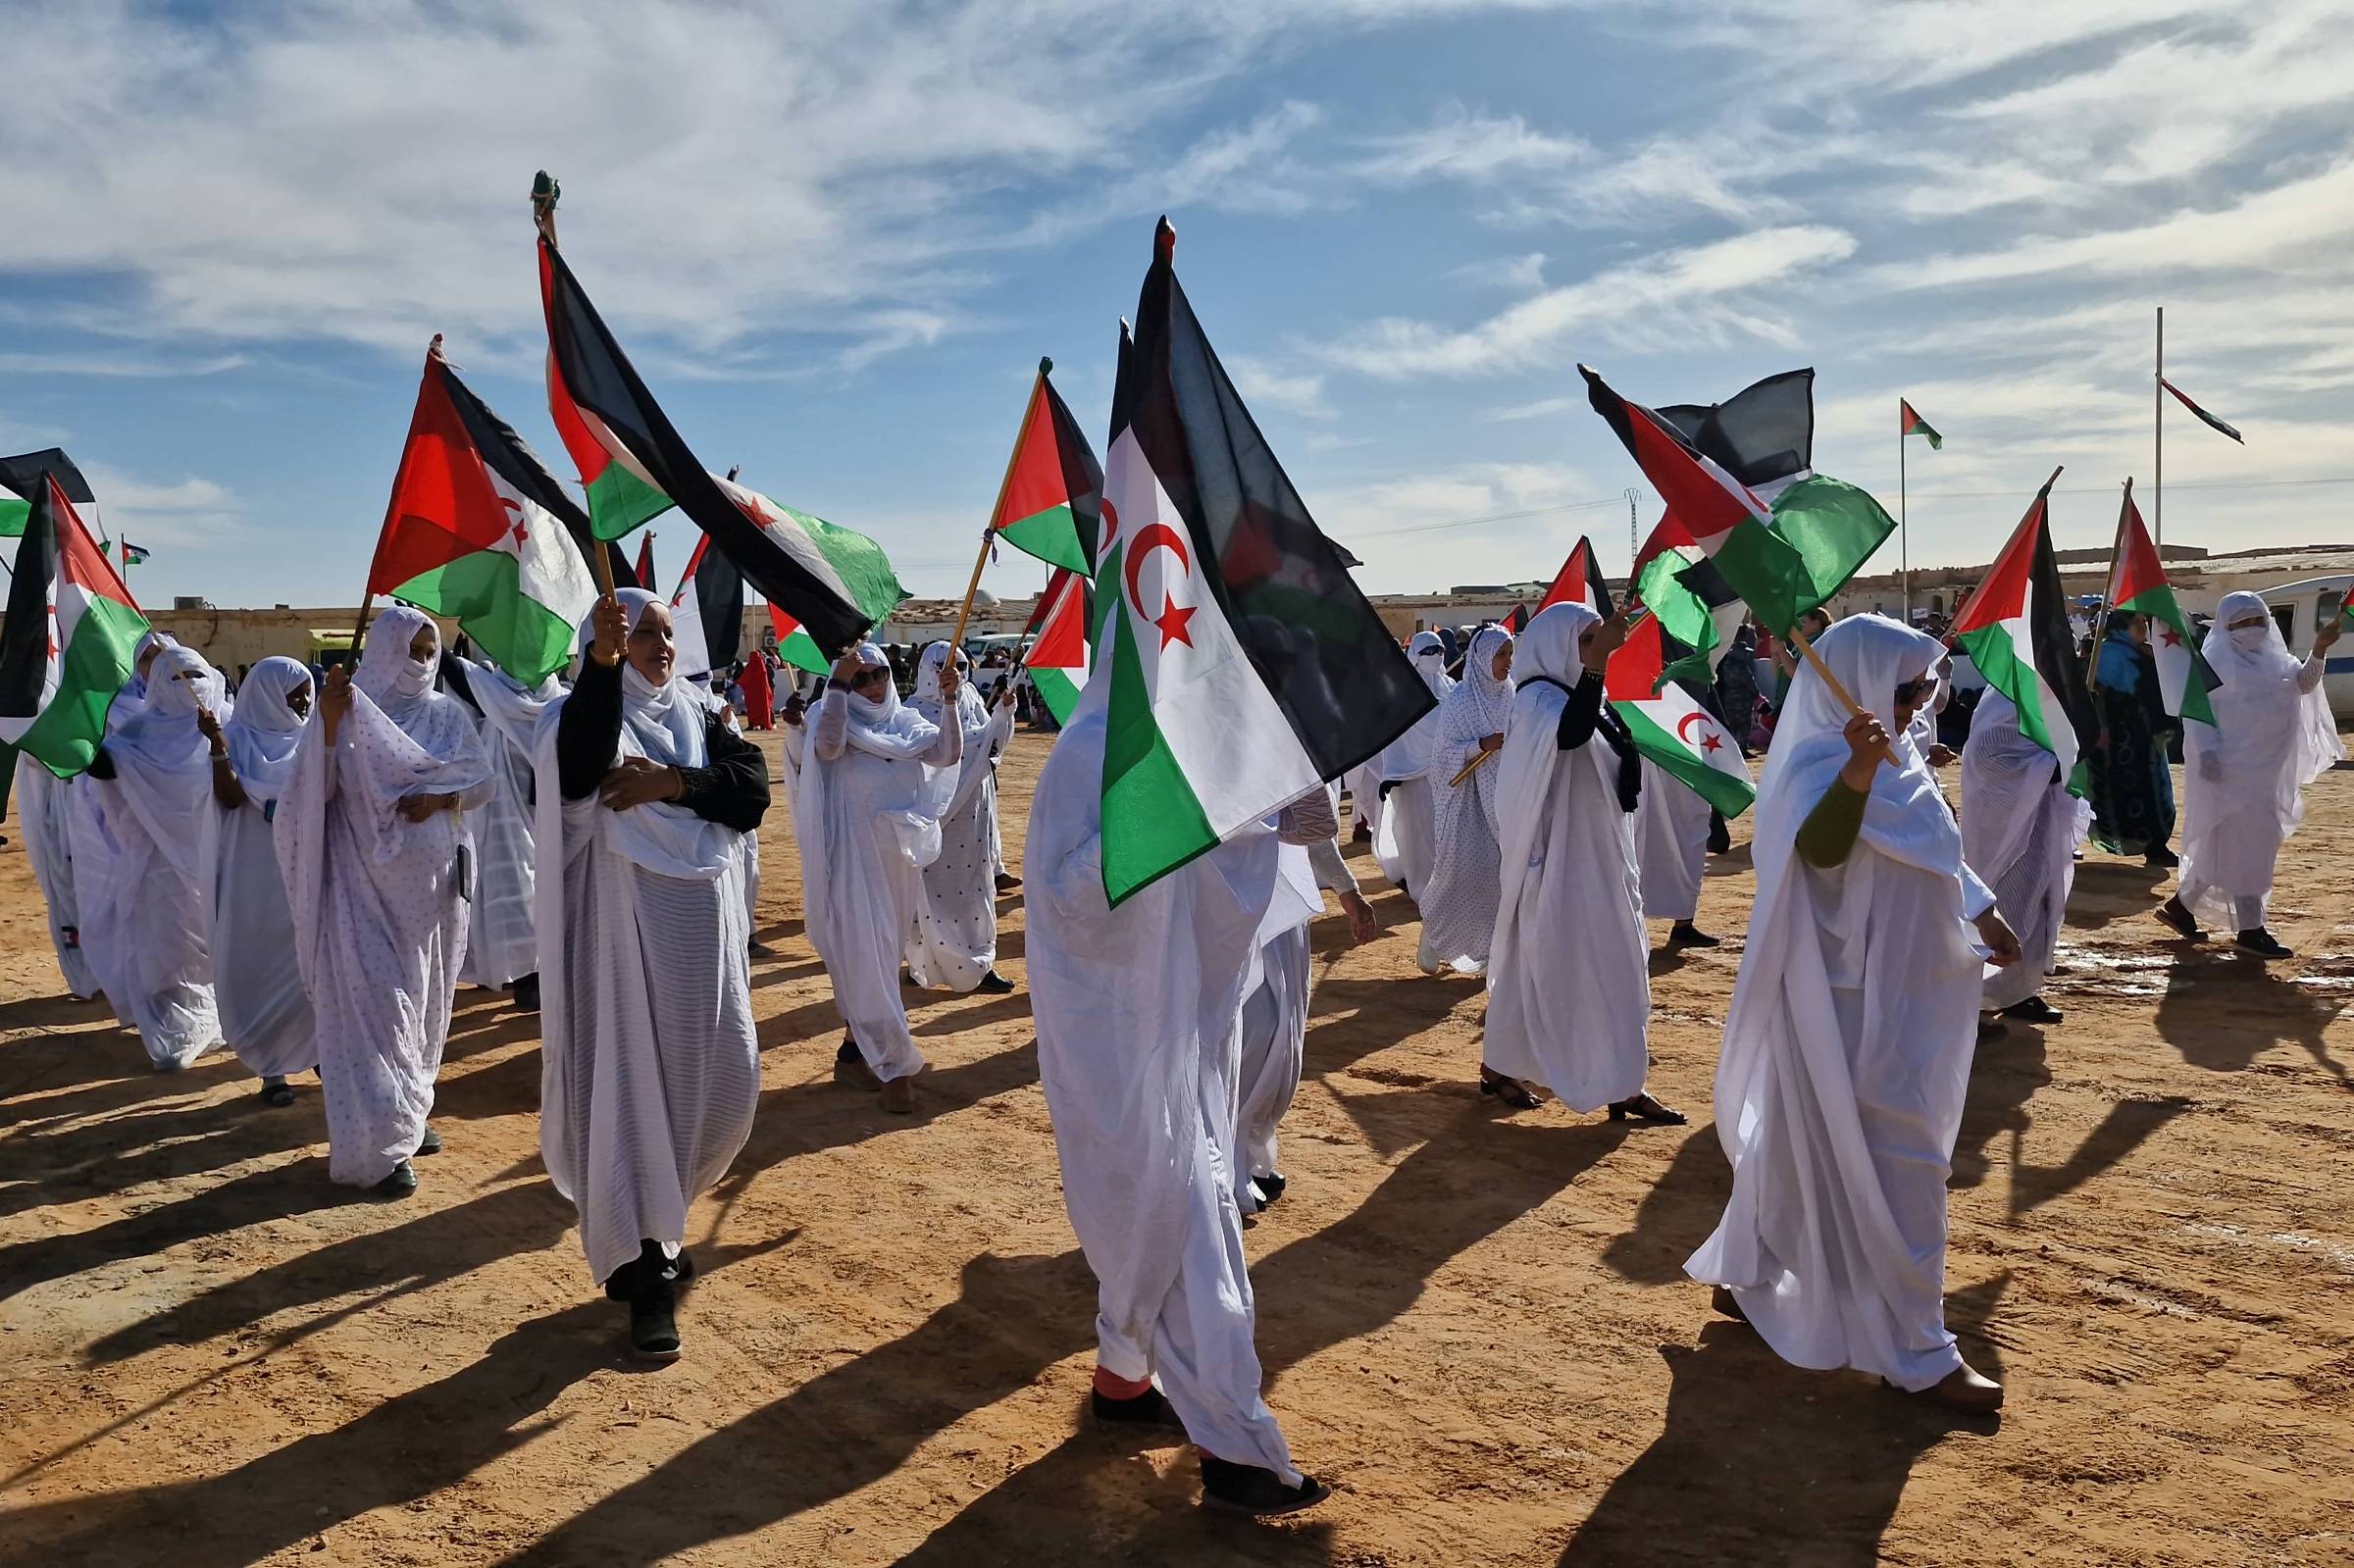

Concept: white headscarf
[[221, 656, 311, 805], [355, 604, 445, 728], [1433, 624, 1515, 819], [2189, 588, 2342, 833], [1379, 631, 1457, 784], [102, 643, 225, 882], [611, 588, 708, 771], [912, 640, 1002, 820], [837, 642, 944, 760]]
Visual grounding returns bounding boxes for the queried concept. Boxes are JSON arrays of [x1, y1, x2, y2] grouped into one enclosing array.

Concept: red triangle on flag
[[1603, 610, 1669, 704], [1951, 484, 2051, 636], [1535, 535, 1612, 616], [2107, 492, 2165, 606], [51, 478, 140, 615]]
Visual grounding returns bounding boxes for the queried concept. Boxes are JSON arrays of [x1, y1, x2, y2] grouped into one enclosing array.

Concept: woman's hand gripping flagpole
[[1447, 600, 1640, 787]]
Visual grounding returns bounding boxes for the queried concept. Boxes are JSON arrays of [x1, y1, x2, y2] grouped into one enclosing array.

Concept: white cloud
[[1478, 394, 1580, 424], [1227, 355, 1335, 420], [83, 465, 247, 550], [1322, 225, 1857, 379], [1447, 252, 1547, 291], [1356, 112, 1589, 182]]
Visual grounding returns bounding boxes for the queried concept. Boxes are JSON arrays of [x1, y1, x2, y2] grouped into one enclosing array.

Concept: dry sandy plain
[[3, 729, 2352, 1566]]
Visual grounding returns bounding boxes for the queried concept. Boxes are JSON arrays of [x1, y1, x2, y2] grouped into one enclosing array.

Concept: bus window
[[2275, 604, 2297, 651]]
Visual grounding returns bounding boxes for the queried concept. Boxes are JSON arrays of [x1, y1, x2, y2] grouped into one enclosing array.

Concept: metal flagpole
[[1900, 397, 1910, 620], [2155, 305, 2164, 553]]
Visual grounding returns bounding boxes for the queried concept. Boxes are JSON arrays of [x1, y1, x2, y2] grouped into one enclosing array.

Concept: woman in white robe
[[794, 642, 960, 1113], [67, 629, 176, 1024], [903, 641, 1017, 994], [80, 645, 226, 1070], [1414, 626, 1514, 975], [278, 606, 491, 1198], [1370, 631, 1455, 902], [1960, 689, 2085, 1022], [1481, 603, 1681, 1122], [453, 654, 559, 1008], [1231, 786, 1379, 1212], [16, 752, 99, 999], [537, 590, 769, 1360], [1026, 689, 1327, 1517], [2160, 589, 2343, 957], [197, 656, 318, 1101], [1686, 614, 2021, 1414], [1635, 753, 1716, 947]]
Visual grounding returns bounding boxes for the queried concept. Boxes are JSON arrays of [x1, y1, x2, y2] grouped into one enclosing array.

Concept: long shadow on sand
[[0, 1237, 787, 1568], [2154, 956, 2352, 1083], [1559, 1271, 2012, 1565]]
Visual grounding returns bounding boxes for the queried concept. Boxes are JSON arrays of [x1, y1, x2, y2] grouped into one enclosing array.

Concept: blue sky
[[7, 1, 2352, 609]]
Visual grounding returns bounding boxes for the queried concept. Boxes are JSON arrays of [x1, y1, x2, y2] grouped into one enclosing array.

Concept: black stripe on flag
[[0, 449, 95, 513], [682, 537, 746, 682], [431, 359, 617, 585], [0, 481, 58, 721], [2024, 494, 2100, 758], [1654, 368, 1816, 492], [540, 238, 870, 657], [1113, 224, 1434, 781]]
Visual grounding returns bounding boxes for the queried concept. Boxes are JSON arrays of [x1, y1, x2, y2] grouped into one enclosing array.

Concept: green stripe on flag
[[1100, 586, 1216, 907], [1617, 704, 1756, 818], [586, 457, 672, 542], [0, 498, 26, 539], [21, 593, 148, 777], [1636, 553, 1720, 661], [390, 550, 578, 690], [1769, 476, 1895, 623], [1034, 666, 1083, 725], [998, 503, 1090, 575], [1956, 622, 2062, 758], [777, 625, 828, 678]]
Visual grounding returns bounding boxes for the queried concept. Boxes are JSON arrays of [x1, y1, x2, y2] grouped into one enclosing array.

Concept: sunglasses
[[851, 669, 893, 688]]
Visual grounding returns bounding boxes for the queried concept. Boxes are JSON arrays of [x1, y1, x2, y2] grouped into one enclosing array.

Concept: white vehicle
[[2232, 575, 2354, 720]]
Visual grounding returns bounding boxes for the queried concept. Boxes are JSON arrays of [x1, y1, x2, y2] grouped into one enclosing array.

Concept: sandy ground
[[3, 729, 2353, 1566]]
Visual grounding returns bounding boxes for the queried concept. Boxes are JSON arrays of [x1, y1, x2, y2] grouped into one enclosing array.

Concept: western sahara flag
[[369, 341, 602, 690], [1951, 475, 2100, 789], [538, 235, 874, 657], [2105, 488, 2217, 727], [1604, 613, 1756, 818], [0, 449, 101, 541], [1098, 220, 1435, 905], [2161, 379, 2244, 444], [990, 361, 1102, 574], [1535, 535, 1612, 616], [1025, 567, 1092, 724], [667, 533, 742, 682], [0, 478, 149, 776]]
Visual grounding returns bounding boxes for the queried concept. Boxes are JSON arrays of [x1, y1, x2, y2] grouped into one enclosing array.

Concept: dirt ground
[[3, 729, 2353, 1566]]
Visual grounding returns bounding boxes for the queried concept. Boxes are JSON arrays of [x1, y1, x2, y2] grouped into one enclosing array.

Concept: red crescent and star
[[1123, 520, 1198, 650], [1675, 709, 1724, 753]]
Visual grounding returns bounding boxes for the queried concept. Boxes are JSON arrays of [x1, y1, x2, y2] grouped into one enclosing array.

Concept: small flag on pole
[[120, 540, 150, 567], [1900, 399, 1943, 450], [2160, 379, 2244, 444], [1534, 536, 1612, 617]]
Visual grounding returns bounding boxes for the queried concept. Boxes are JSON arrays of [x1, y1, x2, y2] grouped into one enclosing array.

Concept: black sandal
[[1609, 1093, 1688, 1126], [1479, 1067, 1540, 1110], [258, 1079, 295, 1107]]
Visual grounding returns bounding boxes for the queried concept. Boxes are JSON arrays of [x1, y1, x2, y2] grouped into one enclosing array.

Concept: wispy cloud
[[1322, 226, 1857, 379], [1227, 355, 1336, 420]]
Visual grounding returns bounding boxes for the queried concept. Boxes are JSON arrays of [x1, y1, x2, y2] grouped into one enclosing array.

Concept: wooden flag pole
[[532, 169, 618, 602], [350, 331, 454, 662], [949, 359, 1050, 652]]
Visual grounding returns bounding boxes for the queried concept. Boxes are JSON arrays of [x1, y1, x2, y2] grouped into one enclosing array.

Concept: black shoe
[[2143, 845, 2180, 869], [1199, 1455, 1330, 1516], [2237, 928, 2294, 960], [995, 872, 1024, 894], [512, 973, 540, 1012], [2002, 996, 2064, 1025], [1091, 1386, 1185, 1429], [1667, 922, 1720, 949], [374, 1161, 418, 1199], [746, 940, 778, 960], [415, 1125, 442, 1156], [837, 1037, 862, 1066], [1254, 1171, 1288, 1205], [2156, 898, 2203, 941], [629, 1281, 682, 1362], [1608, 1093, 1688, 1126], [976, 971, 1016, 995], [1706, 813, 1731, 855], [258, 1078, 295, 1107]]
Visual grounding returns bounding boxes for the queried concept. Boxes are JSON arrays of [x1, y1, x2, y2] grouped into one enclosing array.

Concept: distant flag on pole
[[2160, 379, 2244, 444], [1503, 602, 1530, 634], [1949, 472, 2100, 791], [1900, 399, 1943, 449], [634, 531, 657, 592], [120, 540, 150, 567]]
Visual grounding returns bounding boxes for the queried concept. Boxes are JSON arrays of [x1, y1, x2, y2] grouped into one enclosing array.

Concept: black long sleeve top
[[1525, 672, 1643, 813], [555, 657, 771, 833]]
